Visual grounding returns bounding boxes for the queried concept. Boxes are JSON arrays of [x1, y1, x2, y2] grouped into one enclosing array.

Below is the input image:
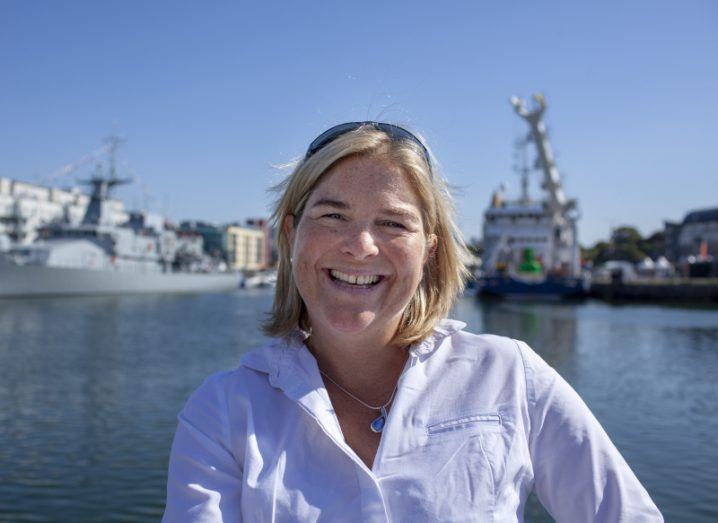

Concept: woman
[[163, 122, 662, 521]]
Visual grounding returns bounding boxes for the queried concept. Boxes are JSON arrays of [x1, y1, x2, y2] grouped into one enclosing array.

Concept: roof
[[683, 207, 718, 225]]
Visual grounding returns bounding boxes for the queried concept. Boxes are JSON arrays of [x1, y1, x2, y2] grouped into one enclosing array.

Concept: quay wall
[[590, 278, 718, 303]]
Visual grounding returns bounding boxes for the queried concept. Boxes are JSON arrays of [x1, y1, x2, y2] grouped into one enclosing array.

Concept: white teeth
[[330, 270, 379, 286]]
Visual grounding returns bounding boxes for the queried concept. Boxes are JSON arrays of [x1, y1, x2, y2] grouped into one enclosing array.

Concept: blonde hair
[[263, 125, 470, 346]]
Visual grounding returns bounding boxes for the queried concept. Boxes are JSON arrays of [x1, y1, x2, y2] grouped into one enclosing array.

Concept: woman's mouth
[[328, 269, 384, 288]]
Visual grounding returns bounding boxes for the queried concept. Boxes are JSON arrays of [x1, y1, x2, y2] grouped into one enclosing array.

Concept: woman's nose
[[341, 226, 379, 259]]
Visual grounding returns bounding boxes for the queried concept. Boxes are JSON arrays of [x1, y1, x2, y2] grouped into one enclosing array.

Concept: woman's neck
[[306, 324, 409, 398]]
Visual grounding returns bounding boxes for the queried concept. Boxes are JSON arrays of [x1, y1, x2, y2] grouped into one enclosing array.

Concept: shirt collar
[[408, 318, 466, 357], [239, 318, 467, 380], [239, 330, 304, 379], [238, 319, 466, 446]]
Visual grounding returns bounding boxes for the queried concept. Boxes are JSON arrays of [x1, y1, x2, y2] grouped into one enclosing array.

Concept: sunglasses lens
[[305, 121, 430, 167], [307, 123, 363, 158]]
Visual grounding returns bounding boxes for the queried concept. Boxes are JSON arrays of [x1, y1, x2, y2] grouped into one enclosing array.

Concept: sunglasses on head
[[304, 121, 431, 167]]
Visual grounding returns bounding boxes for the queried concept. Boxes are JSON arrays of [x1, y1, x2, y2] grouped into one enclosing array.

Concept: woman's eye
[[382, 221, 405, 229], [322, 213, 344, 220]]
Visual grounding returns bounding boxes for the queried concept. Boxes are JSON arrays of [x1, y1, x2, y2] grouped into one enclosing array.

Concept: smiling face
[[287, 154, 434, 342]]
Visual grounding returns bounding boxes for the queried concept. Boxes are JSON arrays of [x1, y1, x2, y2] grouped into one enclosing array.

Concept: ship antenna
[[104, 134, 125, 181], [513, 136, 531, 204]]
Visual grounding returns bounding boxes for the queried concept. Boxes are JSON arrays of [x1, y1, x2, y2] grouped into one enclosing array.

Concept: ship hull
[[478, 274, 588, 300], [0, 260, 240, 297]]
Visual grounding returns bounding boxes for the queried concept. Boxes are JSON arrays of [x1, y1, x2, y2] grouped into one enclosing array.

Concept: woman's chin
[[321, 311, 382, 336]]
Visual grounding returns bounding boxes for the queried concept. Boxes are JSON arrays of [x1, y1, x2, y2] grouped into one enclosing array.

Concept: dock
[[590, 278, 718, 304]]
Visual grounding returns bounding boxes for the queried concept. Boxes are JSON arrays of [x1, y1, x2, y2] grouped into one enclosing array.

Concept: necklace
[[319, 369, 398, 433]]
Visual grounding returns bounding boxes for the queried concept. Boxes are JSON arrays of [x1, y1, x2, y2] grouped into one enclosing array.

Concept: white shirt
[[163, 319, 662, 522]]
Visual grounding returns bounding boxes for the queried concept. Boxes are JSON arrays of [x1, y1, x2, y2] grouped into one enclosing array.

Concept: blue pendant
[[370, 406, 388, 433]]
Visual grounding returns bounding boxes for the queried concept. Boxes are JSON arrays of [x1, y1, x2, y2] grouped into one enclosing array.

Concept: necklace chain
[[319, 369, 398, 411]]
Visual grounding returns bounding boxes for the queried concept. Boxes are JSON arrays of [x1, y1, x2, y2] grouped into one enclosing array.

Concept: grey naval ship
[[0, 143, 239, 297]]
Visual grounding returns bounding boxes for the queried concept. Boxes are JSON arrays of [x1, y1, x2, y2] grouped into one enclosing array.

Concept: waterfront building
[[0, 176, 127, 244], [664, 207, 718, 262], [224, 224, 266, 271], [179, 220, 226, 259], [245, 217, 276, 267]]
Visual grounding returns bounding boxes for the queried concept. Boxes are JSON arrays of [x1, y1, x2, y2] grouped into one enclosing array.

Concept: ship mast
[[80, 135, 132, 226], [513, 137, 531, 205]]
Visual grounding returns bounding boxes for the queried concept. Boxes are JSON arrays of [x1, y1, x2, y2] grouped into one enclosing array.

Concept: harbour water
[[1, 291, 716, 522]]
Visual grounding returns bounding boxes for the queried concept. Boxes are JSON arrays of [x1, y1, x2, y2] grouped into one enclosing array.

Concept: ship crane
[[510, 94, 576, 221], [509, 93, 581, 277]]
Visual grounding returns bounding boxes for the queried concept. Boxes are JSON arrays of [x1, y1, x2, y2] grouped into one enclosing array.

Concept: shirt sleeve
[[162, 373, 243, 523], [516, 340, 663, 522]]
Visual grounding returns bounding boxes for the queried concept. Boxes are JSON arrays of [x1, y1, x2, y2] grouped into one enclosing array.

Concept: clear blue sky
[[1, 1, 716, 246]]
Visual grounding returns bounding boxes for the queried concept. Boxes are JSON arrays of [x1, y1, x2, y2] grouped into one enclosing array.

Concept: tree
[[612, 226, 642, 244], [639, 231, 665, 259], [581, 226, 666, 265]]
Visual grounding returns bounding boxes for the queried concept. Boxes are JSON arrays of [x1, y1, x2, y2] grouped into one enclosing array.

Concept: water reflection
[[1, 293, 716, 522], [453, 298, 578, 369]]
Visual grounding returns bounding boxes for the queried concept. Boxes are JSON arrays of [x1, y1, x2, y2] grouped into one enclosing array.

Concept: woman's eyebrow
[[310, 198, 420, 221], [310, 198, 350, 210], [381, 207, 420, 221]]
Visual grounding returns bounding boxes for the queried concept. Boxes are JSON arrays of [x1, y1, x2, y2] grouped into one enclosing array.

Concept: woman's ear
[[283, 214, 296, 246], [425, 233, 438, 264]]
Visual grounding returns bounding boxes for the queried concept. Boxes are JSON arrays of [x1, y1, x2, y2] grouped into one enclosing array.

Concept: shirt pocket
[[417, 412, 506, 519], [427, 412, 502, 436]]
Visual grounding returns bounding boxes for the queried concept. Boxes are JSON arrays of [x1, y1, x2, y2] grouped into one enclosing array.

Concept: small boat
[[240, 270, 277, 289]]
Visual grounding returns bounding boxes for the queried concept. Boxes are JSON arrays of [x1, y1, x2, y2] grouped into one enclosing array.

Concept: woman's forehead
[[309, 155, 419, 203]]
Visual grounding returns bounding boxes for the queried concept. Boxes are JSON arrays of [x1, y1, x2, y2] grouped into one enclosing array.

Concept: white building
[[0, 177, 128, 244]]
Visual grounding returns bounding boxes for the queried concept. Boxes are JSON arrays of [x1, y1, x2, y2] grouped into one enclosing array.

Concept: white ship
[[0, 139, 239, 297], [478, 94, 587, 299]]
